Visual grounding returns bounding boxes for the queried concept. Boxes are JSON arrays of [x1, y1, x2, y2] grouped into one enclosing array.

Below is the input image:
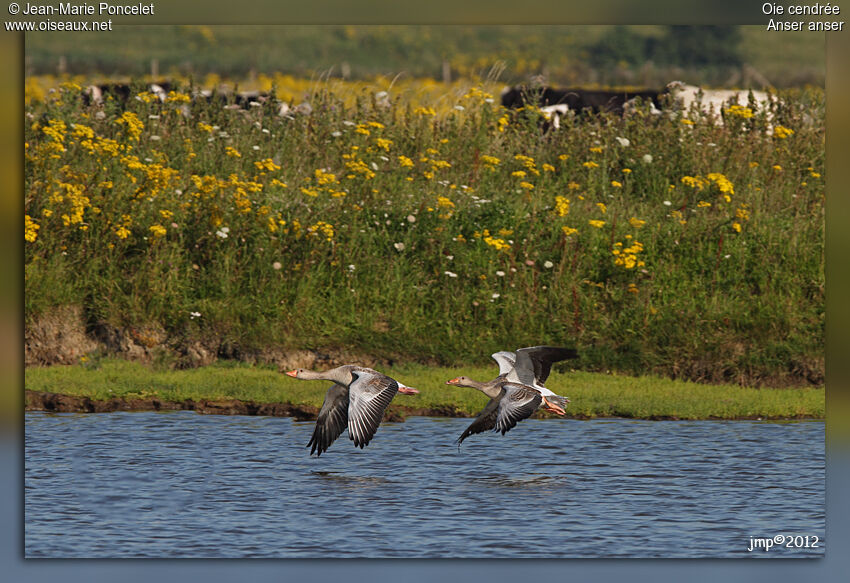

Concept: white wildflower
[[272, 261, 282, 270], [543, 261, 554, 269], [444, 271, 458, 278], [216, 226, 230, 239], [615, 136, 630, 147], [642, 154, 653, 164], [393, 242, 405, 251]]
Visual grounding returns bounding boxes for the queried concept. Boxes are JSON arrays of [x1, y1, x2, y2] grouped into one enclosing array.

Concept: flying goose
[[285, 365, 419, 456], [446, 376, 544, 445], [489, 346, 577, 414]]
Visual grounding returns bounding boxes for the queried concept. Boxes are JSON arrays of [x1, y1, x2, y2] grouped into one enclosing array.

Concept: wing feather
[[494, 384, 543, 434], [456, 391, 505, 446], [514, 346, 578, 385], [347, 369, 399, 448], [306, 383, 350, 456]]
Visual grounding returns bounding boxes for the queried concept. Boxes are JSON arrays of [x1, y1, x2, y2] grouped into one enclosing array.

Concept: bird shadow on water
[[310, 470, 394, 486], [466, 473, 567, 490]]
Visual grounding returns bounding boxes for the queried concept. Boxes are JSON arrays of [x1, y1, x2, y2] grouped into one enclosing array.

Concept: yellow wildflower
[[25, 215, 39, 242], [398, 155, 414, 168], [554, 196, 570, 217], [629, 217, 646, 228], [149, 224, 167, 238], [254, 158, 281, 172], [225, 146, 242, 158], [562, 226, 578, 237], [707, 173, 734, 195], [772, 125, 794, 139], [583, 161, 599, 169], [116, 112, 144, 141], [724, 104, 753, 119], [611, 180, 622, 188], [437, 196, 455, 209], [596, 203, 607, 214], [484, 236, 511, 251], [589, 220, 605, 229], [520, 181, 535, 190]]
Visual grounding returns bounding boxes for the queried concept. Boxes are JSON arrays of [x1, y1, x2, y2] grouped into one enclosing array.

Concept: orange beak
[[446, 377, 460, 385], [285, 370, 298, 377]]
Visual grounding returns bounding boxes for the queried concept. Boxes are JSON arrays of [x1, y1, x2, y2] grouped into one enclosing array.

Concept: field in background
[[25, 25, 824, 88], [24, 74, 824, 387]]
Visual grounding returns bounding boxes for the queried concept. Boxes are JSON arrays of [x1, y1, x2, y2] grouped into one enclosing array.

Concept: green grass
[[24, 360, 825, 420]]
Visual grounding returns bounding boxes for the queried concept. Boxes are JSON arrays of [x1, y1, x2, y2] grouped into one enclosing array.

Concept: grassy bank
[[24, 75, 824, 386], [24, 360, 824, 420]]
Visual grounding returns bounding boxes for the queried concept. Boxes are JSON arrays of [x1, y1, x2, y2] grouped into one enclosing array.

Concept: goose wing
[[490, 351, 517, 376], [347, 369, 399, 448], [493, 383, 543, 435], [307, 383, 350, 456], [513, 346, 578, 386], [457, 390, 505, 446]]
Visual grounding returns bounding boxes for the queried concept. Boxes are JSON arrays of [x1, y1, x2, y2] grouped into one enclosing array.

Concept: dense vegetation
[[24, 75, 824, 387]]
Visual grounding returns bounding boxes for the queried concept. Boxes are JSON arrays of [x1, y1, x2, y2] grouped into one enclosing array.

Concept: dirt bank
[[24, 389, 472, 422]]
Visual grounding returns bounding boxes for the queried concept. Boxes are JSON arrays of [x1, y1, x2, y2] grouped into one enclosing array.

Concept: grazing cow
[[82, 81, 174, 106], [501, 86, 665, 116], [664, 81, 776, 126], [501, 85, 668, 130]]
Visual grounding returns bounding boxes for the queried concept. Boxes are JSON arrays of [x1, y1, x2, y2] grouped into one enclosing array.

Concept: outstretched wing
[[513, 346, 578, 386], [347, 369, 399, 448], [490, 351, 517, 376], [457, 392, 504, 446], [494, 384, 543, 435], [307, 383, 350, 456]]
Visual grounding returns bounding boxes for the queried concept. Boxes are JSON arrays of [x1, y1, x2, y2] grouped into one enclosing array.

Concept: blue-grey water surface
[[25, 412, 824, 558]]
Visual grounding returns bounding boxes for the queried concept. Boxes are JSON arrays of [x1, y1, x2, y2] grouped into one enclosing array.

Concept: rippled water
[[25, 412, 824, 558]]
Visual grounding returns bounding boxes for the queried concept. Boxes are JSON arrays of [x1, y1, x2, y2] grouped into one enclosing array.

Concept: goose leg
[[542, 397, 566, 416]]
